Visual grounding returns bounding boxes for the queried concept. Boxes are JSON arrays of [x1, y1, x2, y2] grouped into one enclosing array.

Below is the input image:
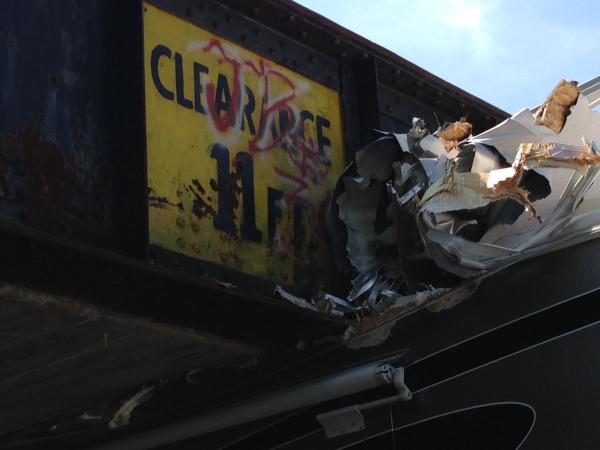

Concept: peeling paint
[[0, 122, 111, 243]]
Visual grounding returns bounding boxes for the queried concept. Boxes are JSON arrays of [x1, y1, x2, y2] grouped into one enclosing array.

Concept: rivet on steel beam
[[226, 14, 233, 23], [362, 52, 369, 59], [340, 51, 348, 59], [333, 37, 341, 45], [252, 7, 259, 14], [289, 14, 295, 21]]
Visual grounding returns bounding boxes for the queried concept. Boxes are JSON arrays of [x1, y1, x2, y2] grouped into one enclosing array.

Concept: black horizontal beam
[[0, 221, 344, 348]]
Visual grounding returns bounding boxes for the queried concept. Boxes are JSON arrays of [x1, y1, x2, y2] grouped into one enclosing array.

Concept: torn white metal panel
[[579, 75, 600, 108], [414, 81, 600, 270], [336, 177, 390, 274], [469, 92, 600, 161], [355, 137, 399, 184], [273, 77, 600, 349], [274, 285, 356, 318], [274, 285, 319, 312]]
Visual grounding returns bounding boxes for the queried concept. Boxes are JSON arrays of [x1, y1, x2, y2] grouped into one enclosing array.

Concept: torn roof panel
[[324, 80, 600, 345], [278, 77, 600, 349]]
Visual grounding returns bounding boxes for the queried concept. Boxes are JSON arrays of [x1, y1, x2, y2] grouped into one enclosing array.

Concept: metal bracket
[[317, 405, 365, 439], [393, 366, 412, 401], [316, 366, 412, 439]]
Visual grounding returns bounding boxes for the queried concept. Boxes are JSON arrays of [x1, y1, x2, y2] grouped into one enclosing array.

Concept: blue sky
[[295, 0, 600, 114]]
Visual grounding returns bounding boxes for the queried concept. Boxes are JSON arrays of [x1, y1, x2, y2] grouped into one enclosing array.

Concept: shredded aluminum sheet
[[280, 78, 600, 348]]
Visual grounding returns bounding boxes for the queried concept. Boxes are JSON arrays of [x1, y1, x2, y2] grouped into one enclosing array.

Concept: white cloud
[[443, 8, 481, 30]]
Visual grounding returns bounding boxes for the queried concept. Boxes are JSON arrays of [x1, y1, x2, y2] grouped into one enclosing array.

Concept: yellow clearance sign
[[143, 3, 345, 286]]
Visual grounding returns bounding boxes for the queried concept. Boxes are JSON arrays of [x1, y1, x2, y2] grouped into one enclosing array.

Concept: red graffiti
[[245, 58, 297, 154], [276, 133, 330, 204], [203, 40, 242, 132], [202, 38, 330, 203]]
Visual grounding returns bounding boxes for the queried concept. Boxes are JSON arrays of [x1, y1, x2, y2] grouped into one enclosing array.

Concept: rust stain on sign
[[143, 2, 345, 286]]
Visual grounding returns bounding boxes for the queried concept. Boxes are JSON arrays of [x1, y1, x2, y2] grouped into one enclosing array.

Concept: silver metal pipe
[[93, 362, 400, 450]]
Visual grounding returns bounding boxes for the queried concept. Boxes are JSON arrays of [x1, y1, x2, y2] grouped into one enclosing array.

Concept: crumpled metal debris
[[322, 78, 600, 347], [343, 281, 480, 348], [274, 285, 352, 318]]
